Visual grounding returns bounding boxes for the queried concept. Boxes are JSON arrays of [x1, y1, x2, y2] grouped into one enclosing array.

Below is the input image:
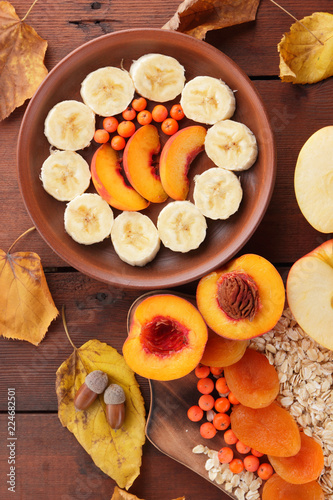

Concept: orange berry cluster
[[93, 97, 185, 150], [187, 364, 274, 480]]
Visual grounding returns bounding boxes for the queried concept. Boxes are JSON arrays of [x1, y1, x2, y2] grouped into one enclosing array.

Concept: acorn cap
[[85, 370, 108, 394], [104, 384, 126, 405]]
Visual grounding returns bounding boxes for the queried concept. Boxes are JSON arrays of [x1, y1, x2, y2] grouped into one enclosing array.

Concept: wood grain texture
[[0, 414, 223, 500]]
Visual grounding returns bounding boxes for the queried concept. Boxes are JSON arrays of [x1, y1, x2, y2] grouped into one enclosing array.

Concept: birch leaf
[[0, 0, 48, 120], [0, 229, 58, 345], [56, 339, 146, 490], [163, 0, 260, 40], [278, 12, 333, 84]]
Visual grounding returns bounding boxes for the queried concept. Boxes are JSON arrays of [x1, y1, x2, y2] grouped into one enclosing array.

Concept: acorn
[[74, 370, 108, 410], [104, 384, 126, 429]]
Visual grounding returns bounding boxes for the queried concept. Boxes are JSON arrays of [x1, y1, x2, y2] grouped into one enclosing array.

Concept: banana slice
[[64, 193, 114, 245], [44, 100, 95, 151], [157, 200, 207, 253], [193, 167, 243, 220], [180, 76, 236, 125], [129, 53, 185, 102], [111, 211, 160, 266], [40, 150, 91, 201], [204, 119, 258, 171], [80, 66, 135, 116]]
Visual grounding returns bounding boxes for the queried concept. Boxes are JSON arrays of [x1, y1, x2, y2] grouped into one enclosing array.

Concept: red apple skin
[[159, 125, 207, 200], [90, 143, 149, 211], [286, 239, 333, 350], [123, 124, 168, 203]]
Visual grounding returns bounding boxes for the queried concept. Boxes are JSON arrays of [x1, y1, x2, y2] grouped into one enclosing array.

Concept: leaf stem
[[7, 226, 36, 253], [21, 0, 39, 22], [269, 0, 324, 45], [62, 305, 77, 351]]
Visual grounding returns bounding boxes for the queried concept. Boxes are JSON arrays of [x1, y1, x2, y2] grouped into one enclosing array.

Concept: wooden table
[[0, 0, 332, 498]]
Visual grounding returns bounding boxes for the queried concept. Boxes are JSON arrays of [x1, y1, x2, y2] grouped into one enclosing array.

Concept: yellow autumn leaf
[[111, 486, 185, 500], [0, 0, 48, 121], [0, 228, 58, 345], [278, 12, 333, 84], [163, 0, 260, 40], [56, 338, 146, 490]]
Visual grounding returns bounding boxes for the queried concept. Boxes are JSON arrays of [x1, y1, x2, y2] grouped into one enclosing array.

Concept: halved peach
[[196, 254, 285, 340], [123, 124, 168, 203], [91, 143, 149, 211], [123, 294, 208, 381], [159, 125, 207, 200], [200, 329, 248, 367]]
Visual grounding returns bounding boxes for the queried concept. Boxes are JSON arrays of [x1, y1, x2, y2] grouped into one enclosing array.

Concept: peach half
[[196, 254, 285, 340], [91, 143, 149, 211], [159, 125, 207, 200], [286, 239, 333, 350], [123, 124, 168, 203], [123, 294, 208, 381]]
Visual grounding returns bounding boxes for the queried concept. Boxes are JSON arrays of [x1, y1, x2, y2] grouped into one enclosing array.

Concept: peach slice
[[286, 239, 333, 350], [268, 432, 324, 484], [196, 254, 285, 340], [91, 143, 149, 211], [200, 329, 248, 367], [159, 125, 207, 200], [123, 124, 168, 203], [123, 294, 208, 381], [262, 474, 325, 500]]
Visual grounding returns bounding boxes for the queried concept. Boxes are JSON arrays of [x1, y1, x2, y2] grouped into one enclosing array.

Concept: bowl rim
[[17, 28, 276, 289]]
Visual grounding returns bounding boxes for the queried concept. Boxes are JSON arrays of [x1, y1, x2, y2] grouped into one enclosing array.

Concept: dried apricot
[[224, 348, 279, 408], [230, 402, 301, 457], [268, 432, 324, 484], [262, 474, 324, 500]]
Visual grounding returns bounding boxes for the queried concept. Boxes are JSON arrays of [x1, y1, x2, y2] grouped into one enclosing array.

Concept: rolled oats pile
[[250, 307, 333, 498], [192, 308, 333, 499]]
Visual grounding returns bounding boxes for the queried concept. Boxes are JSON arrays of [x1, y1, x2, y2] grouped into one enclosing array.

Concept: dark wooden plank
[[0, 413, 227, 499], [11, 0, 333, 75]]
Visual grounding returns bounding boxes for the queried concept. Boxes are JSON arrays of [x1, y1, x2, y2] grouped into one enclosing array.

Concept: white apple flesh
[[287, 239, 333, 350], [294, 126, 333, 233]]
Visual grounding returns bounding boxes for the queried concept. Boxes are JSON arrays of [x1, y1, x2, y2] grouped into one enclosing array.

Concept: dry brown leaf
[[0, 228, 58, 345], [111, 486, 185, 500], [0, 0, 48, 121], [163, 0, 260, 40], [278, 12, 333, 84], [56, 337, 146, 490]]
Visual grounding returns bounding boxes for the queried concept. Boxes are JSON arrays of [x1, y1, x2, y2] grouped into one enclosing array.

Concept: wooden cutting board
[[146, 373, 238, 500]]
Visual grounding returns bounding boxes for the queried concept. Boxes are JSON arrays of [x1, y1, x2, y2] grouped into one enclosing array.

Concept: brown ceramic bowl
[[17, 28, 276, 290]]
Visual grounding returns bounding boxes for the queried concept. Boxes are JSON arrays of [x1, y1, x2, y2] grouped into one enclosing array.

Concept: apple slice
[[159, 125, 207, 200], [294, 126, 333, 233], [123, 124, 168, 203], [91, 143, 149, 211], [287, 239, 333, 350]]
